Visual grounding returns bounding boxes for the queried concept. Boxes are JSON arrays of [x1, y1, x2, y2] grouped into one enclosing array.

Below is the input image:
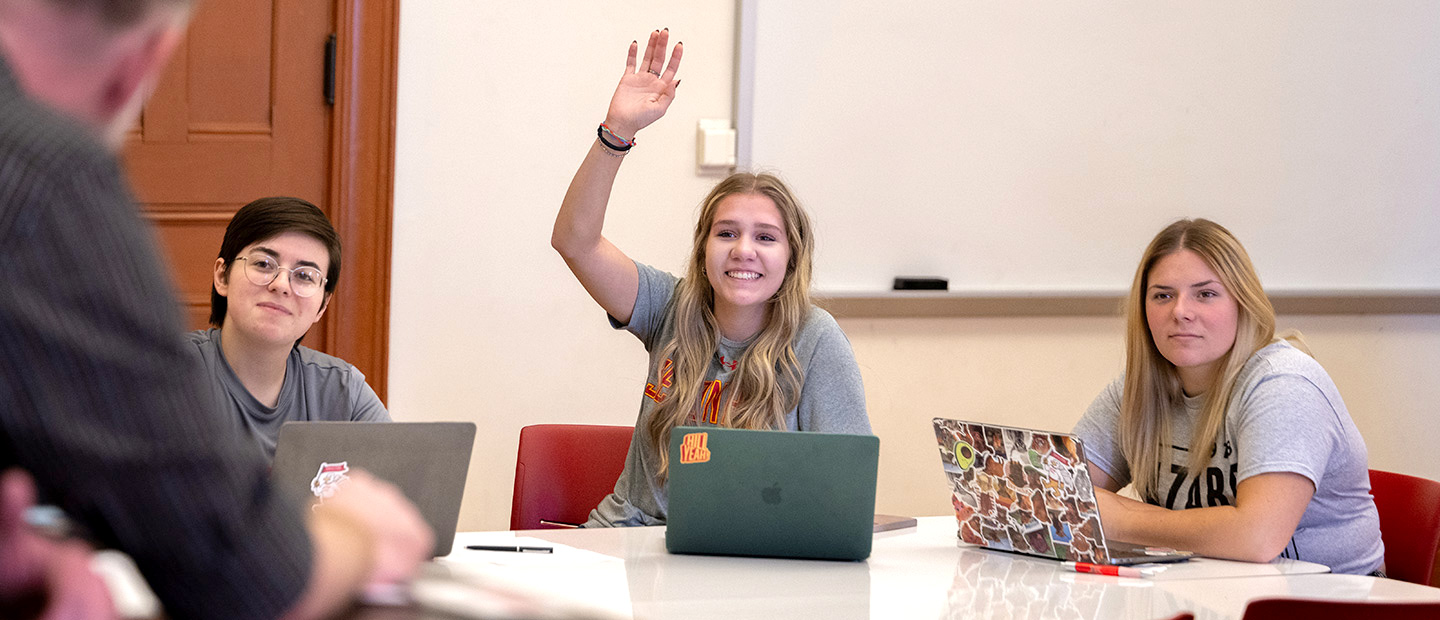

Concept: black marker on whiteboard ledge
[[893, 277, 948, 291]]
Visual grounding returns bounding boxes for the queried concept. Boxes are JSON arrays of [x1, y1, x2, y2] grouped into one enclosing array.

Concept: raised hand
[[553, 30, 681, 326], [604, 29, 684, 140]]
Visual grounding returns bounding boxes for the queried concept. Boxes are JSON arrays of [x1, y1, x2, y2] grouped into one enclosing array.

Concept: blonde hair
[[647, 173, 815, 479], [1120, 219, 1276, 501]]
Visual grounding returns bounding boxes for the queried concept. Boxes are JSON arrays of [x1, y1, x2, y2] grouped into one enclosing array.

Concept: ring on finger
[[647, 69, 661, 76]]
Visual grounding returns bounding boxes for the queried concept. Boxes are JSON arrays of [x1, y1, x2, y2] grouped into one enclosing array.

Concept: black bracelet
[[597, 124, 634, 152]]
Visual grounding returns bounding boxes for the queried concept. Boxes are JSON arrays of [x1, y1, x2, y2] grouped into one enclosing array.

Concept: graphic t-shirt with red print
[[585, 262, 871, 527]]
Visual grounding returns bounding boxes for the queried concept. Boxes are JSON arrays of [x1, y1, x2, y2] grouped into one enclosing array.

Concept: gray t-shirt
[[586, 262, 872, 527], [1073, 341, 1383, 574], [186, 328, 390, 460]]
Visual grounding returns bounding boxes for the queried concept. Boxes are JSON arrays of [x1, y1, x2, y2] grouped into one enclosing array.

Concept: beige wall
[[392, 1, 1440, 531], [392, 0, 739, 531]]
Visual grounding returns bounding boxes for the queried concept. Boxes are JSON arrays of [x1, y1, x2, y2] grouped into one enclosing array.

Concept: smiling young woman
[[550, 30, 872, 528], [188, 196, 390, 460], [1071, 218, 1383, 575]]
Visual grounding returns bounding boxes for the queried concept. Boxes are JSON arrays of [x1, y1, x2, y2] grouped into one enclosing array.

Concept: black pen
[[467, 544, 554, 553]]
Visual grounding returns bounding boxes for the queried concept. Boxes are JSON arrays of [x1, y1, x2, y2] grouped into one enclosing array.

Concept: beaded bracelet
[[595, 139, 627, 157], [597, 123, 635, 152]]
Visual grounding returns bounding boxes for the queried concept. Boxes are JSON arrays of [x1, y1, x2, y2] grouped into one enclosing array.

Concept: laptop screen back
[[271, 421, 476, 557], [665, 427, 879, 561], [932, 417, 1116, 563]]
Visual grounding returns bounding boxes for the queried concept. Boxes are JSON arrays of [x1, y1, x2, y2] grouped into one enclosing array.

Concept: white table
[[425, 516, 1440, 620]]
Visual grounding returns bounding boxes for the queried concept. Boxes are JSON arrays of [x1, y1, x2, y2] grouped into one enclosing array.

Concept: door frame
[[326, 0, 398, 401]]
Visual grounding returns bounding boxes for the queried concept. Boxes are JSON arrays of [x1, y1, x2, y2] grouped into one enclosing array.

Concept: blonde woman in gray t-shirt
[[1072, 218, 1383, 574], [552, 31, 871, 527]]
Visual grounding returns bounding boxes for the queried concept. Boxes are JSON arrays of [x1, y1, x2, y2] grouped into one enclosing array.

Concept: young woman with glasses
[[552, 31, 872, 527], [188, 196, 390, 460]]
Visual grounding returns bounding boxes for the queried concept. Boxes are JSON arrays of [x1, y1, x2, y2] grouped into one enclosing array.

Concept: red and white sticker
[[310, 461, 350, 501]]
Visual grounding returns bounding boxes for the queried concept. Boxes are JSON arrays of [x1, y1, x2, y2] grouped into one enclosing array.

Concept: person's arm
[[1094, 472, 1314, 562], [1087, 464, 1122, 493], [1073, 379, 1130, 493], [552, 30, 683, 324], [1092, 370, 1337, 563], [3, 161, 425, 619]]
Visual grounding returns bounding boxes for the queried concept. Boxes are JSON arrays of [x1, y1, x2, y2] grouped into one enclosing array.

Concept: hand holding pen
[[0, 469, 117, 619]]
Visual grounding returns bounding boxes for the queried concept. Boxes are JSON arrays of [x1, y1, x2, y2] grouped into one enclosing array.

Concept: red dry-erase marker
[[1062, 561, 1143, 578]]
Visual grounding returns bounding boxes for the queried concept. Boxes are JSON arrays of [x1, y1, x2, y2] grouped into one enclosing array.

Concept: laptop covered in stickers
[[931, 418, 1194, 566], [271, 421, 476, 557], [665, 427, 879, 561]]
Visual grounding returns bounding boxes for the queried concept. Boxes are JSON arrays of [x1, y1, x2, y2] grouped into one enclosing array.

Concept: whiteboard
[[739, 1, 1440, 293]]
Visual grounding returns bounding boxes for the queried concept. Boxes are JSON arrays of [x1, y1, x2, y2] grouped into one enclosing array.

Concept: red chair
[[509, 424, 633, 530], [1369, 469, 1440, 586], [1241, 598, 1440, 620]]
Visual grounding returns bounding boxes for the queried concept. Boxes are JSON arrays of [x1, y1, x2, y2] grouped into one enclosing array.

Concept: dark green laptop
[[664, 427, 880, 561]]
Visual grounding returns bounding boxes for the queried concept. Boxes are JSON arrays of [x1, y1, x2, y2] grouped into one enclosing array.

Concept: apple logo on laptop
[[762, 483, 782, 505]]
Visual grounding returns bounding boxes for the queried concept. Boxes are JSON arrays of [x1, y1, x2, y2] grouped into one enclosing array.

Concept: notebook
[[271, 421, 476, 557], [664, 427, 879, 561], [931, 418, 1194, 566]]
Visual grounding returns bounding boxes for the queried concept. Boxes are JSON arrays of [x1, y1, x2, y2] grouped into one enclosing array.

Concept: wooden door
[[123, 0, 398, 399]]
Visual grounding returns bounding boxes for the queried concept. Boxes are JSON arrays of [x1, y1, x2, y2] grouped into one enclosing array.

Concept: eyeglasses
[[235, 254, 327, 298]]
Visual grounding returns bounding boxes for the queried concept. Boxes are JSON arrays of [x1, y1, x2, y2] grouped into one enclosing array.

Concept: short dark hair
[[49, 0, 195, 28], [209, 196, 342, 328]]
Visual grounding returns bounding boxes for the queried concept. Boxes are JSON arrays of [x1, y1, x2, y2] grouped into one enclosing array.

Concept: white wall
[[393, 2, 1440, 531], [392, 0, 738, 530], [744, 1, 1440, 292]]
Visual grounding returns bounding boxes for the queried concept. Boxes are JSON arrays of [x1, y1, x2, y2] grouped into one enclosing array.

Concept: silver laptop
[[271, 421, 476, 557], [932, 418, 1193, 565]]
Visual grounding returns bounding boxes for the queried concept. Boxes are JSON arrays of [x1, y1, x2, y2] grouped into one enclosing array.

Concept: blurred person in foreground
[[0, 0, 431, 617]]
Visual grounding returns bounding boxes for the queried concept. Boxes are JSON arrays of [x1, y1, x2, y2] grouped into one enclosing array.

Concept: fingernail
[[663, 27, 669, 32]]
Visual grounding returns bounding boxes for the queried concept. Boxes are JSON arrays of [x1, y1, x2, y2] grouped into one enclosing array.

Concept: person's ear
[[95, 13, 186, 132], [213, 257, 230, 297], [313, 293, 330, 324]]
